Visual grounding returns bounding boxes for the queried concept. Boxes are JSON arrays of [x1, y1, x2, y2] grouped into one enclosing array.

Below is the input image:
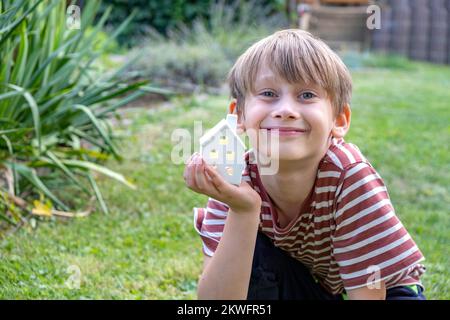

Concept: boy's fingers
[[185, 167, 197, 190], [183, 153, 197, 180], [185, 155, 199, 190], [187, 155, 215, 196], [194, 160, 208, 191], [185, 152, 199, 165], [197, 159, 221, 196], [204, 167, 213, 182], [205, 164, 236, 196], [193, 153, 202, 165], [185, 153, 238, 199]]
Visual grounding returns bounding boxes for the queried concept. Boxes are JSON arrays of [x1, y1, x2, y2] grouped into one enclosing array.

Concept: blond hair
[[227, 29, 352, 116]]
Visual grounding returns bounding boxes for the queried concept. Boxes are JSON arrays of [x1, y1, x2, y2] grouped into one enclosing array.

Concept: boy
[[184, 29, 426, 300]]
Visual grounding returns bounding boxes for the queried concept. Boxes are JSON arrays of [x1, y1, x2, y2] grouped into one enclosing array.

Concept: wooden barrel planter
[[308, 5, 369, 50]]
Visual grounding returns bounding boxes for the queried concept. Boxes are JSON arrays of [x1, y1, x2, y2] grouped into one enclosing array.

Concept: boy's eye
[[260, 91, 276, 98], [301, 92, 316, 100]]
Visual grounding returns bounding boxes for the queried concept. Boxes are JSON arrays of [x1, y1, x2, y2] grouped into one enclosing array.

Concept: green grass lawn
[[1, 59, 449, 299]]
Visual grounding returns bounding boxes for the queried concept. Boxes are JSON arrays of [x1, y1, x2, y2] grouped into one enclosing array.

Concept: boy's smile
[[260, 126, 310, 137]]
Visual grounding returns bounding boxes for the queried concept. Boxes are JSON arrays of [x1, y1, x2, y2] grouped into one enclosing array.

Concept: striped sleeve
[[332, 162, 425, 291], [193, 198, 229, 256]]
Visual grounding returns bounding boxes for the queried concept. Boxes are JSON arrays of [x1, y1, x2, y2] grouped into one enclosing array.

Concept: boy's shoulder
[[321, 138, 370, 171]]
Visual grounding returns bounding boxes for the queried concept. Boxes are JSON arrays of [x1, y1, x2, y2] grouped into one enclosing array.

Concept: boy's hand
[[184, 152, 262, 214]]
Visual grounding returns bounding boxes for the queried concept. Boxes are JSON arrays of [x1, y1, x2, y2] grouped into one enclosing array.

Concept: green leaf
[[6, 84, 41, 153], [43, 151, 90, 194], [13, 163, 69, 211], [73, 104, 118, 156], [60, 159, 136, 190], [86, 171, 108, 215]]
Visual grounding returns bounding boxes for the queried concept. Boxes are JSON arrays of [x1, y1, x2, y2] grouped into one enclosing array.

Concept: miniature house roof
[[199, 114, 245, 149]]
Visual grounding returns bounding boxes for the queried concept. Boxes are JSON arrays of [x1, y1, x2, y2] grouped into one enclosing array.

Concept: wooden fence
[[371, 0, 450, 64], [300, 0, 450, 64]]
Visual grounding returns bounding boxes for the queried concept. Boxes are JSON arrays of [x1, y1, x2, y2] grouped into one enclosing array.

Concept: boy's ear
[[331, 104, 351, 138], [229, 99, 246, 134], [229, 99, 237, 114]]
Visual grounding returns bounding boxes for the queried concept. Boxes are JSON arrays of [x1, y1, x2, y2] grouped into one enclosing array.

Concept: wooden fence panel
[[370, 0, 450, 64]]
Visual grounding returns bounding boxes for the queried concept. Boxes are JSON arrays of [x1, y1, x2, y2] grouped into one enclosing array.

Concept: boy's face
[[238, 66, 348, 162]]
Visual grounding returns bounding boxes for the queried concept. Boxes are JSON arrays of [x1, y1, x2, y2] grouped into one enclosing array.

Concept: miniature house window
[[209, 149, 218, 159], [219, 135, 228, 145]]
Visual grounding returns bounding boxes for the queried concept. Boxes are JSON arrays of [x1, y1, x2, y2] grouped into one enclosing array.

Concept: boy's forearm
[[347, 281, 386, 300], [197, 209, 260, 300]]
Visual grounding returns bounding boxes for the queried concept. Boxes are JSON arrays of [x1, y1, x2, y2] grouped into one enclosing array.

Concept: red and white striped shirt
[[194, 138, 426, 294]]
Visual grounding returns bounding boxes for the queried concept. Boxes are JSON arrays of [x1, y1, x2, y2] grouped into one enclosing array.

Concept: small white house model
[[200, 114, 246, 185]]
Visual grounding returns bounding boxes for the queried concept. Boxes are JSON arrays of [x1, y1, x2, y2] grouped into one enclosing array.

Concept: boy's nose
[[272, 100, 300, 120]]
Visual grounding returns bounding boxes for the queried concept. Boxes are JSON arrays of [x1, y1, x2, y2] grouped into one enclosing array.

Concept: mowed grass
[[0, 58, 449, 299]]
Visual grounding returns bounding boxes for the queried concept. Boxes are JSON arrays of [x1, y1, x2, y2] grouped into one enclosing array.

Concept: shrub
[[97, 0, 286, 47], [0, 0, 162, 232], [127, 0, 288, 93]]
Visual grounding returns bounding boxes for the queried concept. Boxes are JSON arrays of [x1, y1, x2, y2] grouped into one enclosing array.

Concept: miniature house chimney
[[226, 114, 237, 132]]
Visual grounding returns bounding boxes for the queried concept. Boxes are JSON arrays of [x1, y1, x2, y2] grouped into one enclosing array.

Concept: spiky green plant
[[0, 0, 161, 230]]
